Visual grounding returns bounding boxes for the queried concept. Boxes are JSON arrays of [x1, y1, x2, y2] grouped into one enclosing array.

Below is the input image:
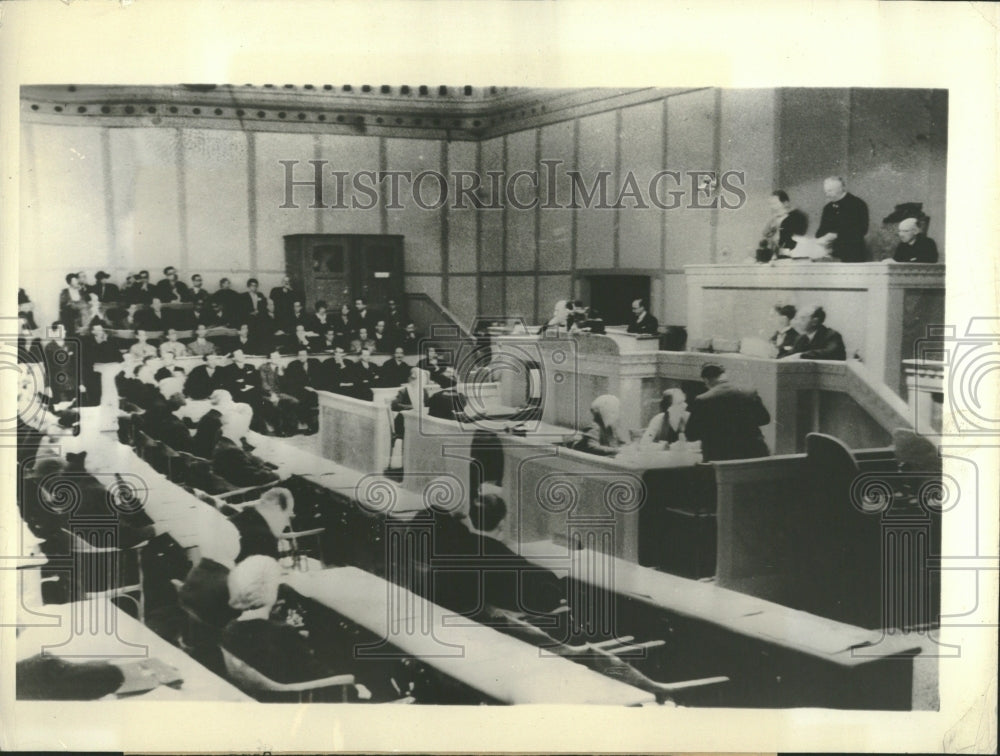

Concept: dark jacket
[[378, 358, 411, 388], [222, 618, 333, 684], [770, 327, 800, 359], [816, 192, 869, 262], [230, 506, 280, 563], [282, 358, 321, 397], [786, 324, 847, 361], [184, 364, 225, 400], [893, 235, 939, 263], [626, 312, 659, 335], [685, 381, 771, 463]]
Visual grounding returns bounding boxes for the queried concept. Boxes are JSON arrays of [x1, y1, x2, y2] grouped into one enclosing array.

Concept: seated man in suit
[[142, 396, 193, 453], [279, 299, 310, 337], [370, 319, 397, 354], [285, 324, 315, 355], [224, 350, 262, 407], [156, 266, 190, 304], [184, 353, 226, 400], [352, 348, 379, 401], [210, 277, 242, 319], [281, 349, 320, 433], [890, 216, 939, 263], [268, 276, 302, 327], [187, 273, 211, 309], [314, 325, 339, 354], [685, 363, 771, 463], [230, 487, 295, 563], [320, 346, 357, 396], [399, 322, 420, 355], [187, 323, 218, 357], [306, 300, 331, 336], [349, 327, 376, 356], [257, 350, 301, 437], [91, 270, 120, 303], [626, 297, 659, 335], [379, 347, 411, 388], [780, 304, 847, 361]]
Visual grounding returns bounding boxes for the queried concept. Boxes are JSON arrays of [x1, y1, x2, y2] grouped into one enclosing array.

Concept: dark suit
[[279, 312, 310, 338], [893, 236, 939, 263], [230, 507, 279, 563], [685, 382, 771, 463], [349, 310, 375, 336], [269, 286, 303, 325], [770, 327, 800, 359], [187, 287, 211, 309], [125, 282, 155, 306], [135, 308, 171, 333], [92, 281, 121, 303], [352, 360, 379, 401], [626, 312, 659, 335], [282, 358, 320, 401], [240, 291, 268, 319], [178, 558, 238, 629], [785, 324, 847, 361], [156, 279, 190, 304], [816, 191, 869, 262], [321, 359, 357, 396], [379, 358, 411, 388], [184, 364, 225, 400]]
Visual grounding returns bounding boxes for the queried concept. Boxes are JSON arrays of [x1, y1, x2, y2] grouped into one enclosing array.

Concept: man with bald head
[[891, 217, 939, 263], [815, 176, 870, 262]]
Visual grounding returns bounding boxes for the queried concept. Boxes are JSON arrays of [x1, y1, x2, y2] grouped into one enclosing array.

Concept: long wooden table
[[289, 566, 655, 706]]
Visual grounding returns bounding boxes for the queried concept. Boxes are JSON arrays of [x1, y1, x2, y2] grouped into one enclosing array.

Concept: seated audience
[[639, 388, 688, 450], [379, 347, 411, 388], [306, 300, 331, 335], [257, 350, 301, 437], [126, 270, 155, 306], [685, 363, 770, 462], [575, 394, 630, 456], [91, 270, 120, 303], [58, 273, 85, 334], [332, 304, 353, 347], [891, 217, 939, 263], [185, 354, 226, 400], [349, 327, 376, 356], [321, 347, 357, 396], [159, 327, 191, 359], [269, 276, 302, 326], [353, 348, 379, 401], [417, 346, 446, 384], [225, 350, 262, 407], [222, 555, 340, 686], [143, 397, 193, 453], [371, 319, 396, 354], [156, 266, 190, 303], [187, 323, 218, 357], [281, 349, 320, 433], [769, 304, 799, 358], [210, 277, 242, 317], [781, 305, 847, 361], [178, 518, 242, 629], [241, 278, 268, 320], [128, 329, 158, 360], [286, 324, 314, 354], [400, 322, 420, 354], [350, 298, 375, 335], [206, 299, 239, 329], [315, 326, 339, 353], [280, 300, 309, 336], [230, 487, 294, 563], [626, 298, 659, 335], [158, 366, 187, 402], [187, 273, 211, 309]]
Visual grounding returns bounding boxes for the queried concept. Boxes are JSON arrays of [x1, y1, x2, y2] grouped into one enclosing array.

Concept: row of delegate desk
[[304, 394, 924, 709]]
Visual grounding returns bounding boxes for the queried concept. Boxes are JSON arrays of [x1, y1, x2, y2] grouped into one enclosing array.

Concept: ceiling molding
[[20, 84, 703, 141]]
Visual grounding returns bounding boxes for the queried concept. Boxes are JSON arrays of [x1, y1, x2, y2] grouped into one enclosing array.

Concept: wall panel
[[618, 100, 664, 269], [385, 139, 443, 274], [575, 111, 617, 270], [447, 140, 479, 272], [505, 129, 538, 272], [538, 120, 575, 271]]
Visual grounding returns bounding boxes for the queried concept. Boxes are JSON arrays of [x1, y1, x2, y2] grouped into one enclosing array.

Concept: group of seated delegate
[[756, 177, 939, 263], [52, 265, 420, 355], [537, 297, 658, 336]]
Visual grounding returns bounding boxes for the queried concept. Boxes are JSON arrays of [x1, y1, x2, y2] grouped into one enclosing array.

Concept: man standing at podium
[[815, 176, 869, 262]]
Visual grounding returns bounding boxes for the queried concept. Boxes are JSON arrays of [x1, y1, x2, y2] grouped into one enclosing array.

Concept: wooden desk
[[315, 389, 393, 474], [16, 599, 252, 702], [291, 566, 655, 706], [518, 540, 922, 709]]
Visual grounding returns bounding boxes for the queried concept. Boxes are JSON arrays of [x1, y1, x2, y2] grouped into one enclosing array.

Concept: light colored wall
[[20, 88, 946, 331]]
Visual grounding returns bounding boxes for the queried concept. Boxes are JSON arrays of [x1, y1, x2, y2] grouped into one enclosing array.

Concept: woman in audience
[[576, 394, 630, 457], [639, 388, 689, 450]]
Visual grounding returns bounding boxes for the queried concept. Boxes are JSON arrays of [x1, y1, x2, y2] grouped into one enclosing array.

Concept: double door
[[284, 234, 404, 310]]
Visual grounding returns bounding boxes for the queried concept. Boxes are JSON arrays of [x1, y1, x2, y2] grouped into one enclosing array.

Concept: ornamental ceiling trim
[[21, 84, 698, 141]]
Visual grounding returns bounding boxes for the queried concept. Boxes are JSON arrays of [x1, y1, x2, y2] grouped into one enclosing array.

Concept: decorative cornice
[[21, 84, 698, 141]]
